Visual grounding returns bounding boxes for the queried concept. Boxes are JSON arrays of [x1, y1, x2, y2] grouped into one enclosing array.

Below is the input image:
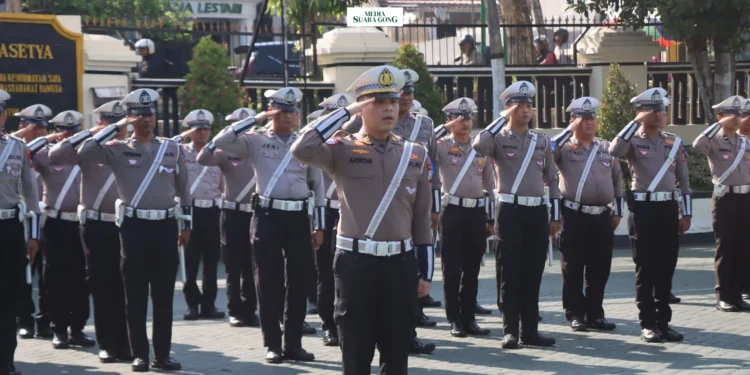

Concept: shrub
[[392, 44, 445, 125]]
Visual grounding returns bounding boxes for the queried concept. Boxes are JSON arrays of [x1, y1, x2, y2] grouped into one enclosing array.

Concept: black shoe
[[115, 350, 134, 362], [199, 307, 225, 320], [323, 330, 339, 346], [99, 350, 116, 363], [265, 348, 283, 364], [464, 321, 490, 336], [716, 300, 739, 312], [17, 326, 34, 339], [449, 322, 467, 337], [658, 326, 684, 342], [587, 318, 616, 331], [520, 333, 556, 347], [307, 303, 318, 315], [735, 299, 750, 311], [229, 316, 246, 327], [52, 332, 69, 349], [475, 303, 492, 315], [68, 331, 95, 347], [184, 307, 200, 321], [668, 293, 681, 304], [570, 318, 587, 332], [500, 334, 519, 349], [417, 313, 437, 327], [283, 347, 315, 361], [132, 358, 149, 372], [301, 321, 316, 335], [640, 328, 663, 343], [409, 337, 435, 355], [246, 313, 260, 327], [420, 295, 442, 308], [35, 324, 53, 339], [152, 357, 182, 371]]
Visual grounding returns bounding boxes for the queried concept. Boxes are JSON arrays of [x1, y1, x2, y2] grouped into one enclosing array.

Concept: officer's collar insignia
[[337, 95, 348, 107], [519, 83, 529, 94], [363, 135, 372, 144], [459, 99, 469, 112], [284, 89, 295, 104], [34, 107, 45, 120], [733, 98, 741, 108], [139, 91, 152, 105], [379, 69, 394, 87], [651, 91, 661, 102], [63, 113, 75, 125], [112, 103, 125, 116]]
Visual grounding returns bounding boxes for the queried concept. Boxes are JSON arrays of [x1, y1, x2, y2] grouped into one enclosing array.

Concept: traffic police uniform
[[551, 97, 622, 331], [291, 65, 433, 375], [741, 99, 750, 302], [693, 95, 750, 312], [27, 110, 95, 350], [212, 87, 324, 363], [0, 91, 41, 375], [436, 98, 495, 337], [48, 102, 131, 362], [610, 87, 691, 342], [472, 81, 559, 348], [196, 107, 259, 327], [176, 110, 225, 320], [78, 89, 189, 371]]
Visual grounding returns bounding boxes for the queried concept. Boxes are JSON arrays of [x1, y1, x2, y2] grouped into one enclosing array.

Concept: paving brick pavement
[[14, 244, 750, 374]]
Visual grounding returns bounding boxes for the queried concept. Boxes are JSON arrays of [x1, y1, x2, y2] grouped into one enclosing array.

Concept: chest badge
[[54, 167, 64, 172], [639, 150, 648, 156], [536, 160, 544, 167], [449, 146, 460, 153], [569, 144, 578, 150], [405, 186, 416, 195], [231, 162, 240, 167], [128, 159, 138, 165], [159, 166, 174, 174], [603, 161, 611, 168], [506, 152, 515, 157], [298, 162, 307, 169], [722, 154, 731, 160]]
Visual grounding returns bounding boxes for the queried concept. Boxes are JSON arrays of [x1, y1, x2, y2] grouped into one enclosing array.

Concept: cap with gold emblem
[[566, 96, 601, 119], [712, 95, 744, 116], [14, 104, 53, 127], [0, 89, 10, 112], [401, 68, 419, 94], [307, 109, 324, 122], [225, 107, 256, 122], [264, 87, 303, 112], [319, 93, 354, 110], [121, 88, 160, 115], [500, 81, 535, 104], [94, 100, 128, 123], [630, 87, 670, 111], [443, 97, 477, 119], [183, 109, 214, 129], [346, 65, 406, 100], [49, 110, 84, 132]]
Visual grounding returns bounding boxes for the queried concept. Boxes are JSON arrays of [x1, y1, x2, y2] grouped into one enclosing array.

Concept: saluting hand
[[254, 109, 279, 123], [115, 115, 141, 129], [568, 116, 583, 133], [27, 239, 39, 264], [719, 114, 739, 127], [499, 104, 518, 119], [634, 110, 651, 124], [678, 217, 691, 235], [178, 229, 191, 248], [311, 230, 324, 250], [179, 127, 197, 141], [44, 132, 64, 143], [444, 116, 463, 131], [89, 124, 107, 135], [345, 97, 376, 115]]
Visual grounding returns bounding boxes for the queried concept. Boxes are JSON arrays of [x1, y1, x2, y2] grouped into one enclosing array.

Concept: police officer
[[472, 81, 559, 349], [693, 95, 750, 312], [25, 110, 95, 350], [212, 87, 324, 364], [551, 97, 622, 332], [738, 99, 750, 302], [196, 107, 260, 328], [434, 98, 494, 338], [77, 89, 188, 371], [0, 90, 41, 375], [292, 64, 433, 375], [47, 101, 132, 363], [610, 87, 691, 343]]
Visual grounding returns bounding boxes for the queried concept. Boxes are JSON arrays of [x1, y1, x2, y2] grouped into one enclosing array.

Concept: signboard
[[0, 14, 83, 130], [175, 1, 254, 19], [347, 7, 404, 27]]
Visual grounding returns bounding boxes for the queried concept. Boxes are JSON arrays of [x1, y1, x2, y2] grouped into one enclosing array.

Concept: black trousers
[[335, 250, 417, 375], [628, 200, 679, 329], [81, 219, 129, 353], [221, 209, 256, 319], [1, 219, 25, 370], [494, 203, 548, 337], [559, 207, 614, 322], [119, 216, 178, 360], [250, 207, 312, 350], [315, 208, 339, 332], [440, 204, 486, 324], [183, 206, 221, 310], [712, 193, 750, 302], [16, 242, 48, 329], [43, 218, 89, 334]]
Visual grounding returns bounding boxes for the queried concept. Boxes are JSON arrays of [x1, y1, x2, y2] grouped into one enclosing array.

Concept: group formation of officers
[[2, 64, 750, 375]]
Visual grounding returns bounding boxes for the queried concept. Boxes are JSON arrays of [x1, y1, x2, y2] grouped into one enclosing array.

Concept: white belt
[[123, 206, 176, 220], [633, 192, 674, 202], [728, 185, 750, 194], [336, 236, 413, 257], [222, 200, 254, 213], [327, 199, 340, 210], [446, 196, 485, 208], [497, 193, 545, 207], [563, 200, 610, 215], [193, 198, 222, 208], [82, 209, 117, 223], [257, 195, 306, 212], [0, 208, 17, 220], [46, 209, 79, 222]]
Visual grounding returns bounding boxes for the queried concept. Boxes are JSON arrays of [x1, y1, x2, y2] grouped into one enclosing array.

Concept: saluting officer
[[196, 107, 260, 328], [292, 65, 433, 375], [211, 88, 324, 364], [610, 87, 691, 343], [693, 95, 750, 312], [0, 90, 41, 375], [47, 101, 132, 363], [738, 99, 750, 302], [77, 89, 189, 372], [472, 81, 560, 349], [26, 110, 95, 350], [436, 97, 495, 338], [550, 97, 622, 332]]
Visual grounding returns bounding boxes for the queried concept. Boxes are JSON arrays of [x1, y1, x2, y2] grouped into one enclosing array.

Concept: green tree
[[266, 0, 366, 30], [23, 0, 182, 20], [179, 36, 246, 135], [392, 44, 445, 125], [597, 64, 637, 141]]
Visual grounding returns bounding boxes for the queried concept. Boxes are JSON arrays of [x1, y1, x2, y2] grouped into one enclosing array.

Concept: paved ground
[[14, 244, 750, 374]]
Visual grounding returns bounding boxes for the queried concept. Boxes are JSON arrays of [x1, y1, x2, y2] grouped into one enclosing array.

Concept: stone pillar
[[315, 27, 400, 94]]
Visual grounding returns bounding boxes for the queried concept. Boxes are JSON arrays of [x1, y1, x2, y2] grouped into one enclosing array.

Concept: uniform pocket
[[261, 149, 279, 159]]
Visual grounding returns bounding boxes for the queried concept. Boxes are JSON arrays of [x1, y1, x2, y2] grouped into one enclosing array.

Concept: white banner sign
[[347, 7, 404, 27], [175, 1, 253, 19]]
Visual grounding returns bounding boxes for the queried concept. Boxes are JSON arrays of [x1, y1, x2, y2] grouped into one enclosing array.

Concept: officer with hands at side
[[738, 99, 750, 301]]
